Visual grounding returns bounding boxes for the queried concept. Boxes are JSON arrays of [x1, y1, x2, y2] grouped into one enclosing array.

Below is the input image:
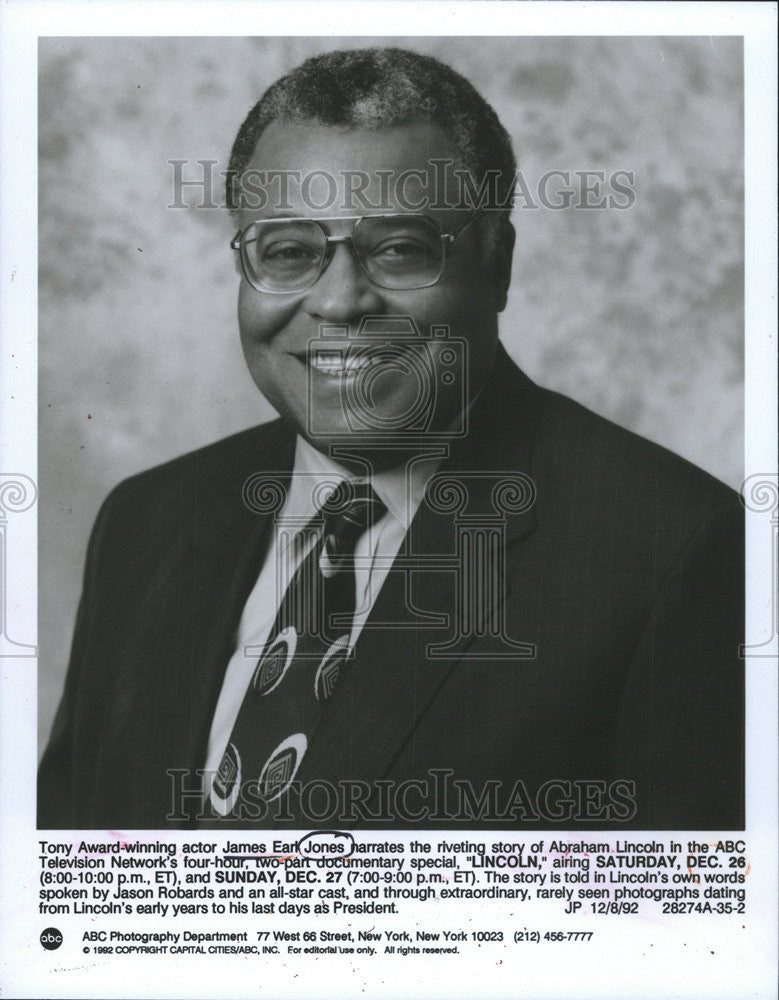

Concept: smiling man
[[38, 48, 744, 831], [232, 117, 506, 471]]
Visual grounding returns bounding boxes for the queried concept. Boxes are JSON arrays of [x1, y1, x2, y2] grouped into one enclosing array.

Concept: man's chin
[[300, 429, 440, 476]]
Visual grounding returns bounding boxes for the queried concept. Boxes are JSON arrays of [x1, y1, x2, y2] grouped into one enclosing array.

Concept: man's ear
[[230, 209, 244, 277], [492, 219, 515, 313], [232, 226, 244, 277]]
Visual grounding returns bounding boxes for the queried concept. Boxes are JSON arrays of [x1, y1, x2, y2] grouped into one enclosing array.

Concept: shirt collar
[[280, 436, 441, 536]]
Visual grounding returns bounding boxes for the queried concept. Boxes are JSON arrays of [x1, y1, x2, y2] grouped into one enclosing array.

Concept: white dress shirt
[[204, 437, 441, 777]]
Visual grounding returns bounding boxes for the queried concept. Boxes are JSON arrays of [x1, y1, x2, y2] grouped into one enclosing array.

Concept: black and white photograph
[[0, 3, 776, 999], [37, 35, 745, 831]]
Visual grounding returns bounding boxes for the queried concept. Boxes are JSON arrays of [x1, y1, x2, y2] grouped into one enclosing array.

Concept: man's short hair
[[227, 47, 516, 253]]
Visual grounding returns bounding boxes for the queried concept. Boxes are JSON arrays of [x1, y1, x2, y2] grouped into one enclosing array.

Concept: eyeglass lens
[[241, 216, 445, 291]]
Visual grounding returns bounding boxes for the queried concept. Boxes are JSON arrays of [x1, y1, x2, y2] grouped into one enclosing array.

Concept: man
[[38, 47, 743, 830]]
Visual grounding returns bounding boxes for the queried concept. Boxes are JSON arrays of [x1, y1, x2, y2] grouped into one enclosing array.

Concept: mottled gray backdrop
[[38, 36, 744, 754]]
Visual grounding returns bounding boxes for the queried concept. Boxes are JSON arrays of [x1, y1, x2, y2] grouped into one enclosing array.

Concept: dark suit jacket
[[38, 347, 744, 829]]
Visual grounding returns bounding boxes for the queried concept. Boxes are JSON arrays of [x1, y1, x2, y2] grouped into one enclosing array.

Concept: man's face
[[236, 120, 512, 469]]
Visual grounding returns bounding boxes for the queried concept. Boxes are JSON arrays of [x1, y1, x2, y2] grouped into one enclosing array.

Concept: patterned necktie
[[208, 480, 386, 819]]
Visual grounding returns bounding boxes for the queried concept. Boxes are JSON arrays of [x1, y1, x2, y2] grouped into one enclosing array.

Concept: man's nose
[[301, 242, 385, 322]]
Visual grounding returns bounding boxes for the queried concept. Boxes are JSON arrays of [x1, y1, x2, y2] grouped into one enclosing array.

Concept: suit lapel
[[164, 422, 298, 781]]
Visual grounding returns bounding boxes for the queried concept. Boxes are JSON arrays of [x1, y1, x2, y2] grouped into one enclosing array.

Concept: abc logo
[[40, 927, 63, 950]]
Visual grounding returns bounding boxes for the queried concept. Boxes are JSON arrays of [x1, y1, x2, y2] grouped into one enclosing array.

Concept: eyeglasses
[[230, 212, 479, 294]]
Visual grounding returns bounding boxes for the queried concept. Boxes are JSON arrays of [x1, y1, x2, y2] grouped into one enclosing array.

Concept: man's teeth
[[310, 352, 380, 375]]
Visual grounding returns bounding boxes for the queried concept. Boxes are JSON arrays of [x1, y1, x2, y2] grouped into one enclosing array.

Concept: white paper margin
[[1, 2, 776, 998]]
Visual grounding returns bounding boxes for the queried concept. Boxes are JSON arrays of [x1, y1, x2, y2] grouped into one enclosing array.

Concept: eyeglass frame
[[230, 211, 482, 294]]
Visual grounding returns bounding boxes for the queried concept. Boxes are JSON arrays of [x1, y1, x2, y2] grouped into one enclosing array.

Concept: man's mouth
[[307, 349, 383, 378]]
